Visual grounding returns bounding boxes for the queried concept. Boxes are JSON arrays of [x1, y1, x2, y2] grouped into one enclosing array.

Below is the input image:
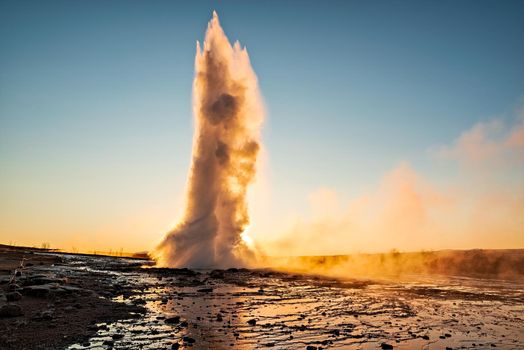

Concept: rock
[[306, 346, 317, 350], [165, 316, 181, 324], [180, 321, 188, 327], [22, 284, 67, 298], [197, 287, 213, 293], [0, 304, 23, 317], [329, 329, 340, 336], [7, 283, 21, 292], [172, 343, 180, 350], [6, 291, 22, 302], [247, 319, 257, 326], [112, 334, 124, 340], [40, 310, 54, 320], [64, 306, 74, 312], [210, 270, 225, 279], [216, 313, 223, 322], [183, 336, 195, 344], [25, 275, 66, 286], [421, 335, 430, 340], [381, 343, 394, 349]]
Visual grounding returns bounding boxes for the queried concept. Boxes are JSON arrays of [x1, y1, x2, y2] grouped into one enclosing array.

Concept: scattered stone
[[216, 313, 223, 322], [197, 287, 213, 293], [112, 333, 124, 340], [0, 304, 23, 317], [172, 343, 180, 350], [247, 319, 257, 326], [421, 335, 430, 340], [306, 346, 317, 350], [381, 343, 394, 349]]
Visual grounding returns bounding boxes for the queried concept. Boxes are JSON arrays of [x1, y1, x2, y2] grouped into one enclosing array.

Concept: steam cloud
[[155, 12, 264, 268]]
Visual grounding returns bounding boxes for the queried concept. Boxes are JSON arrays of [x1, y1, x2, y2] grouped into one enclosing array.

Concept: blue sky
[[1, 1, 523, 252]]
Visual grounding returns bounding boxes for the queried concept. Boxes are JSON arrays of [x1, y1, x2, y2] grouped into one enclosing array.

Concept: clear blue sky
[[1, 1, 523, 251]]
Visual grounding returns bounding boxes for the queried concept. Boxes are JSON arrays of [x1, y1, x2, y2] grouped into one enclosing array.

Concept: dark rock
[[172, 343, 180, 350], [180, 321, 188, 327], [197, 288, 213, 293], [6, 291, 22, 302], [22, 285, 52, 298], [306, 346, 317, 350], [381, 343, 394, 349], [7, 284, 21, 292], [421, 335, 430, 340], [329, 329, 340, 336], [165, 316, 181, 324], [216, 313, 223, 322], [247, 318, 257, 326], [183, 336, 195, 344], [112, 334, 124, 340], [0, 304, 23, 317], [41, 310, 54, 320], [210, 270, 225, 279]]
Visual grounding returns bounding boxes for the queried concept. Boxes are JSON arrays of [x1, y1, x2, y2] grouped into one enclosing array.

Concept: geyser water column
[[155, 12, 264, 268]]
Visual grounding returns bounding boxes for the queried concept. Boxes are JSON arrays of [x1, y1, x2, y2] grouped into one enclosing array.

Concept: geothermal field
[[2, 4, 524, 350], [1, 246, 523, 349]]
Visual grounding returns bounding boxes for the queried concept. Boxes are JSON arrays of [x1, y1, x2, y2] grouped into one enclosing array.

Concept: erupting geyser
[[155, 12, 264, 268]]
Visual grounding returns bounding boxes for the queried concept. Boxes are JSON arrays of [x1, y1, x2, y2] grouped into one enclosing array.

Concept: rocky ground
[[1, 246, 523, 349], [0, 246, 144, 350]]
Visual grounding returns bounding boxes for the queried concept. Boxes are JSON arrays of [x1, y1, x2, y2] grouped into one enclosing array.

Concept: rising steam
[[155, 12, 264, 268]]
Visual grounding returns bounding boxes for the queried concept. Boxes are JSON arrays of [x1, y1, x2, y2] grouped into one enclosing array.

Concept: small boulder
[[165, 316, 181, 324], [381, 343, 394, 349], [183, 336, 195, 344]]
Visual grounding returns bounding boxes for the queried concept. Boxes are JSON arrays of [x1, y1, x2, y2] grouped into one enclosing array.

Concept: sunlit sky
[[1, 1, 524, 254]]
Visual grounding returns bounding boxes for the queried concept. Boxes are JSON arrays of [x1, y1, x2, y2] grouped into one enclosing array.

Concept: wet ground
[[60, 255, 524, 350], [2, 250, 524, 349]]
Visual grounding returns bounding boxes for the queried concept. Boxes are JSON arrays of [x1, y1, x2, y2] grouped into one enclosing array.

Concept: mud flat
[[1, 247, 524, 349]]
